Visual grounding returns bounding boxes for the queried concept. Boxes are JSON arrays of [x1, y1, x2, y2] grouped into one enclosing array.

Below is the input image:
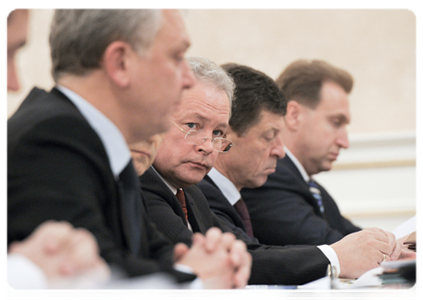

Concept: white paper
[[392, 213, 420, 239]]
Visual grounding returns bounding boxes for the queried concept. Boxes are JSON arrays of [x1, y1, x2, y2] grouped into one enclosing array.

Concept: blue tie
[[308, 179, 325, 214]]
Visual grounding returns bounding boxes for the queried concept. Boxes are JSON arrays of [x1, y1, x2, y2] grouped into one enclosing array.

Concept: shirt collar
[[284, 146, 310, 182], [151, 166, 178, 195], [57, 85, 131, 178], [208, 168, 241, 206]]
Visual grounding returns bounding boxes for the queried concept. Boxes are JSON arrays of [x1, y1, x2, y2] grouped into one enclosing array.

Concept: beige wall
[[8, 9, 416, 135]]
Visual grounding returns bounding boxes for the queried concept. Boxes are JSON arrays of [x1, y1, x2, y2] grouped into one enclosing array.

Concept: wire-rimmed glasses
[[172, 121, 234, 153]]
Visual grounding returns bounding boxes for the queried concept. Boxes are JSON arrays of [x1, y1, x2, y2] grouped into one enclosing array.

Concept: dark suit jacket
[[140, 167, 331, 285], [241, 155, 361, 246], [197, 175, 259, 242], [8, 87, 194, 282]]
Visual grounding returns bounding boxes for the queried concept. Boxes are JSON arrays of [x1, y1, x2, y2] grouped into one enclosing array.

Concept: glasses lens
[[213, 138, 233, 152], [185, 130, 200, 145], [185, 131, 233, 152], [220, 140, 234, 153]]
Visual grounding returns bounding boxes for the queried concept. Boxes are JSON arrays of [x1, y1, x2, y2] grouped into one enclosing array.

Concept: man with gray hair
[[8, 10, 250, 288], [139, 57, 323, 285], [140, 58, 408, 285]]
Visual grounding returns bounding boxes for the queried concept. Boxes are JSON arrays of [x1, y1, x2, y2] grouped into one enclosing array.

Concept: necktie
[[176, 188, 188, 222], [118, 161, 142, 255], [308, 179, 325, 214], [234, 198, 254, 238]]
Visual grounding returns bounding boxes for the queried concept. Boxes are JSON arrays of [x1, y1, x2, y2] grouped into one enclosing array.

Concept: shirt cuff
[[174, 264, 204, 289], [7, 253, 48, 289], [316, 245, 341, 277]]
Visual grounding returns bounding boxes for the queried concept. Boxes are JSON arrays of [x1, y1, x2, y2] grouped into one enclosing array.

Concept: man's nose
[[271, 134, 285, 159]]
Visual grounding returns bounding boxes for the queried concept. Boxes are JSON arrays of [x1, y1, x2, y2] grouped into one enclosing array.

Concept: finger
[[372, 240, 392, 258], [385, 232, 397, 251], [227, 239, 245, 266], [58, 229, 100, 275], [204, 227, 223, 252], [399, 248, 417, 260], [389, 241, 404, 261], [174, 243, 189, 262], [8, 241, 22, 253], [40, 221, 75, 254], [220, 232, 236, 251], [232, 245, 251, 288], [365, 228, 389, 243], [191, 233, 205, 249]]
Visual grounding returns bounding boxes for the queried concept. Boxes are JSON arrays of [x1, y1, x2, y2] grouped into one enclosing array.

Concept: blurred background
[[7, 9, 416, 232]]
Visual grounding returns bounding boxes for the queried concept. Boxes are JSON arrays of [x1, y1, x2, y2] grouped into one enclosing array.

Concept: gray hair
[[50, 9, 162, 82], [187, 57, 235, 107]]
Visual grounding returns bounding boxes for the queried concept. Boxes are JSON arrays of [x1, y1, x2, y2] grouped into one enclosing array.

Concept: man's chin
[[178, 177, 203, 189], [320, 163, 333, 172]]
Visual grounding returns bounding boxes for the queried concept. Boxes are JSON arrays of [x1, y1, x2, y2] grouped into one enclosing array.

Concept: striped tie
[[176, 188, 188, 222], [308, 179, 325, 214]]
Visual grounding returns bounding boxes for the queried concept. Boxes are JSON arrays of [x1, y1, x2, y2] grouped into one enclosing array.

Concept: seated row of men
[[8, 9, 414, 288]]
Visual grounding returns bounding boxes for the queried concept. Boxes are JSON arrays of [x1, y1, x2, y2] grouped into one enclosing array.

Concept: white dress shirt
[[57, 86, 131, 178]]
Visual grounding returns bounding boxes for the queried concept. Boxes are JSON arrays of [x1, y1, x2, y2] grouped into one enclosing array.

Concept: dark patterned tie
[[118, 161, 142, 255], [176, 188, 188, 222], [308, 179, 325, 214], [234, 198, 254, 238]]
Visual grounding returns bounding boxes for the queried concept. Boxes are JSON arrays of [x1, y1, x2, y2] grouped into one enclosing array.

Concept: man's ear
[[102, 41, 133, 88], [284, 100, 302, 131]]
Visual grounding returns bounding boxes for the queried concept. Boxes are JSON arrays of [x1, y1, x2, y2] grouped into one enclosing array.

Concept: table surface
[[287, 284, 420, 300]]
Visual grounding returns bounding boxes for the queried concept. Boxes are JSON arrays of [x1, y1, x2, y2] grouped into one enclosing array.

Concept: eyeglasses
[[172, 121, 234, 153]]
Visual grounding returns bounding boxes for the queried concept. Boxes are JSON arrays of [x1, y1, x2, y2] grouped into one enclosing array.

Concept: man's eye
[[213, 130, 224, 137], [333, 120, 342, 127], [174, 53, 184, 63], [186, 123, 197, 130], [263, 132, 276, 142]]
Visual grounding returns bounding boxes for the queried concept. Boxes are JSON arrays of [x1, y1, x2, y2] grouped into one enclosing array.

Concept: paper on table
[[349, 266, 384, 288], [392, 215, 415, 239]]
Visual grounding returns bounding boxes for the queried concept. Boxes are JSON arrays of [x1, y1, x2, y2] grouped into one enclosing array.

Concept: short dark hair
[[221, 63, 287, 136], [275, 59, 354, 108]]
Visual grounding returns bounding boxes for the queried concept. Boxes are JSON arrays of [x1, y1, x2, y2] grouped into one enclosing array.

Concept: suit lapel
[[283, 156, 326, 218], [203, 175, 247, 231]]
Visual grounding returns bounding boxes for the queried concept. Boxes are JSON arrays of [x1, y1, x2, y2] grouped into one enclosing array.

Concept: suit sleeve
[[142, 181, 332, 285], [8, 116, 193, 281]]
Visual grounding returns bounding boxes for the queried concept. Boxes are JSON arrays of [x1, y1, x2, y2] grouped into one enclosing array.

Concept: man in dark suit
[[241, 60, 361, 246], [7, 10, 113, 287], [139, 58, 400, 284], [8, 9, 249, 288]]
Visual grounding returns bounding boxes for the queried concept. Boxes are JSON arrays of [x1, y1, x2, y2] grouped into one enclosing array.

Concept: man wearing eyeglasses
[[140, 57, 332, 285], [139, 58, 408, 285]]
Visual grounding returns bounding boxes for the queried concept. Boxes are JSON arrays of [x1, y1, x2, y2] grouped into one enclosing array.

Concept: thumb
[[173, 243, 189, 262]]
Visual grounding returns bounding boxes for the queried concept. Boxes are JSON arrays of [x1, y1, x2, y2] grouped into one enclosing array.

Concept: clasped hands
[[8, 221, 111, 285], [174, 227, 252, 289]]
